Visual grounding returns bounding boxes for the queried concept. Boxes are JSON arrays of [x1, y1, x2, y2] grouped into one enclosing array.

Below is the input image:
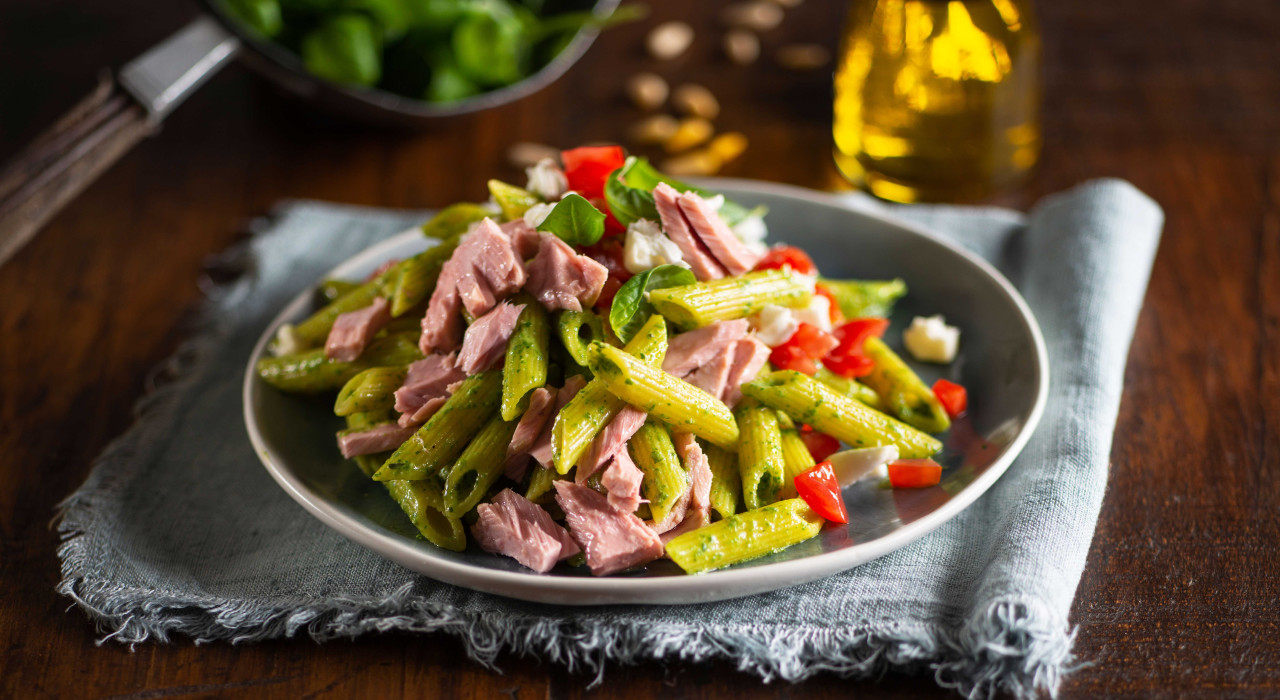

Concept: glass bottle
[[833, 0, 1041, 203]]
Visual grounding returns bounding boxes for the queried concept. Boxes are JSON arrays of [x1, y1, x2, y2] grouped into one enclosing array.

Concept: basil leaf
[[604, 166, 658, 226], [537, 193, 606, 246], [609, 264, 696, 342]]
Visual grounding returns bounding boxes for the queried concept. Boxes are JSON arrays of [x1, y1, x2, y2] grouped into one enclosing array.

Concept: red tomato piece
[[887, 458, 942, 488], [932, 379, 968, 417], [561, 146, 626, 200], [790, 323, 839, 357], [769, 344, 817, 375], [794, 461, 848, 523], [823, 317, 891, 378], [753, 245, 817, 276], [582, 238, 632, 281], [799, 430, 840, 462], [813, 284, 844, 324]]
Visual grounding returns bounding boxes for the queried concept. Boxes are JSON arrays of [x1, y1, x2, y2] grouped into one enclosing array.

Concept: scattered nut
[[661, 150, 723, 177], [647, 21, 695, 60], [671, 84, 720, 120], [776, 43, 832, 71], [629, 114, 680, 145], [768, 0, 802, 7], [664, 117, 715, 154], [721, 1, 784, 32], [626, 72, 669, 111], [507, 142, 560, 169], [707, 132, 749, 164], [723, 29, 760, 65]]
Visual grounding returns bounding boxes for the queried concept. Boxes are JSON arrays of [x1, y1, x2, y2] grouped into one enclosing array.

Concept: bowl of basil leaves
[[208, 0, 631, 125]]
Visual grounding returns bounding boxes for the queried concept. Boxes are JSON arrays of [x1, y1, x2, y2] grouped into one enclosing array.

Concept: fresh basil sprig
[[609, 264, 696, 343], [603, 156, 765, 227], [537, 193, 605, 246]]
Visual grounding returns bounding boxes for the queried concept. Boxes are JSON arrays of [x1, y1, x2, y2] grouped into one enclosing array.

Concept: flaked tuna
[[325, 297, 391, 362], [676, 190, 761, 275], [601, 449, 645, 515], [682, 345, 734, 400], [456, 302, 525, 374], [420, 218, 526, 353], [472, 489, 580, 573], [673, 432, 713, 517], [394, 353, 465, 420], [524, 233, 609, 312], [500, 218, 542, 259], [721, 336, 771, 407], [653, 183, 725, 281], [527, 375, 588, 469], [506, 387, 555, 480], [554, 481, 664, 576], [577, 405, 647, 484], [397, 396, 447, 428], [661, 319, 750, 378], [337, 422, 416, 458]]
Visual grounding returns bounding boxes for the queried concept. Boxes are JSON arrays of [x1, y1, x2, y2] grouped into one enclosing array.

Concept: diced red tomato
[[595, 276, 624, 310], [561, 146, 626, 200], [823, 317, 890, 378], [754, 245, 817, 276], [582, 238, 631, 309], [768, 323, 837, 375], [799, 430, 840, 462], [887, 458, 942, 488], [794, 461, 848, 523], [932, 379, 968, 417], [769, 343, 817, 375], [813, 284, 844, 324]]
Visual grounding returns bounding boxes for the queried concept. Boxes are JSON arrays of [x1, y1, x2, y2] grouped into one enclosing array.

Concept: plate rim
[[242, 179, 1049, 605]]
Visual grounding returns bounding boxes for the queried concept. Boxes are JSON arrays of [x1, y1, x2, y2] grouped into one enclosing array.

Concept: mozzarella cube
[[624, 219, 688, 274], [827, 446, 899, 486], [750, 304, 799, 347], [792, 294, 833, 333], [522, 202, 555, 228], [273, 323, 303, 357], [903, 315, 960, 364], [524, 158, 568, 201], [732, 213, 768, 246]]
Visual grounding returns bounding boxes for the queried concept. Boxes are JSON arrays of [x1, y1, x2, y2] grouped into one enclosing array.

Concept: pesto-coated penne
[[818, 278, 907, 320], [701, 439, 741, 520], [388, 242, 458, 317], [383, 476, 467, 551], [741, 370, 943, 458], [319, 278, 359, 303], [256, 332, 423, 394], [289, 261, 405, 349], [734, 399, 786, 510], [373, 371, 502, 481], [525, 465, 565, 504], [420, 202, 491, 240], [665, 498, 823, 574], [443, 414, 518, 517], [551, 315, 668, 473], [344, 411, 396, 477], [814, 366, 883, 410], [778, 428, 816, 500], [501, 298, 549, 421], [628, 421, 689, 523], [554, 309, 607, 367], [648, 269, 812, 329], [861, 337, 951, 433], [488, 179, 539, 221], [586, 343, 740, 450], [335, 366, 409, 416]]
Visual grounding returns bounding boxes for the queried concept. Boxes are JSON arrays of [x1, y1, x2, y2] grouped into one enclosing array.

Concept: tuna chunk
[[472, 489, 580, 573], [577, 405, 648, 484], [506, 387, 555, 480], [501, 218, 542, 260], [420, 218, 526, 353], [653, 183, 725, 281], [397, 396, 447, 428], [554, 481, 664, 576], [527, 375, 588, 470], [601, 449, 645, 515], [673, 432, 713, 516], [325, 297, 391, 362], [456, 302, 525, 374], [661, 319, 750, 378], [524, 233, 609, 312], [659, 508, 710, 545], [337, 422, 416, 458], [676, 191, 761, 275], [721, 336, 771, 407], [682, 345, 734, 400], [394, 353, 465, 418]]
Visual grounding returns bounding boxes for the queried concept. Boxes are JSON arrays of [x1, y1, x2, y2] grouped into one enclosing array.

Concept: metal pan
[[0, 0, 620, 266]]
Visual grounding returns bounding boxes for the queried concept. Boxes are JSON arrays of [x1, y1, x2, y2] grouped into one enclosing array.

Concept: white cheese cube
[[524, 158, 568, 201], [792, 294, 833, 332], [827, 446, 899, 486], [750, 304, 799, 347], [902, 315, 960, 364], [522, 202, 555, 228], [624, 219, 688, 274]]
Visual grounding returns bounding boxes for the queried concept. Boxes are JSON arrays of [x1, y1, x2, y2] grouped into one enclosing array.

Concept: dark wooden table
[[2, 0, 1277, 697]]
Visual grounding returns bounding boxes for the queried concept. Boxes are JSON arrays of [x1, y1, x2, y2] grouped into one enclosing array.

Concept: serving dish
[[243, 178, 1048, 605]]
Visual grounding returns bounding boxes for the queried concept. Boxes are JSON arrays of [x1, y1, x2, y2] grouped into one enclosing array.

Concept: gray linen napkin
[[55, 179, 1162, 699]]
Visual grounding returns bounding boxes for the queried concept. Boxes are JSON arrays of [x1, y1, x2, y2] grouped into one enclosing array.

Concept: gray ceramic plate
[[243, 179, 1048, 605]]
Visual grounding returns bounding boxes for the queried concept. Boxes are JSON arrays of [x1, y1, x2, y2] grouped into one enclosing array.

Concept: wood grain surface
[[1, 0, 1277, 697]]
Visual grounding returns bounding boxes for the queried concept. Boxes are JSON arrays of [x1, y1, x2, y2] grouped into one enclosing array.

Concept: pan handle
[[0, 17, 239, 267]]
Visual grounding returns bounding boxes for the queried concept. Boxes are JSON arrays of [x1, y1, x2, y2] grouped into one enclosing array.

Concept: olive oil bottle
[[833, 0, 1041, 202]]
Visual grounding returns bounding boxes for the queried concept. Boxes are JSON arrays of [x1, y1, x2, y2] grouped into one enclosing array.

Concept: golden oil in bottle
[[833, 0, 1041, 202]]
